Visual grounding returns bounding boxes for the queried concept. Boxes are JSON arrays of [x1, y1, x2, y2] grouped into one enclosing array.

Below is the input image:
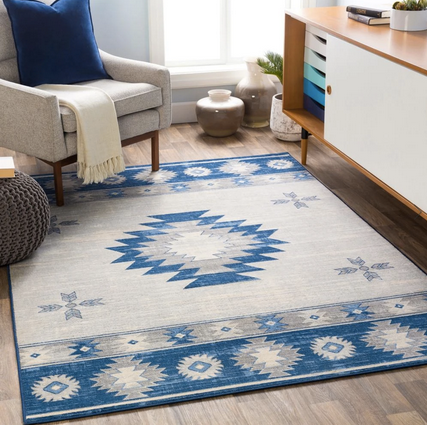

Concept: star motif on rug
[[232, 336, 303, 378], [20, 344, 58, 367], [102, 175, 127, 185], [204, 320, 248, 340], [116, 333, 151, 353], [361, 320, 427, 359], [271, 192, 319, 209], [381, 298, 421, 315], [297, 309, 333, 327], [183, 166, 211, 177], [37, 291, 104, 320], [335, 257, 394, 282], [255, 314, 287, 333], [341, 303, 375, 321], [311, 336, 356, 360], [267, 159, 294, 170], [133, 169, 177, 183], [32, 374, 80, 402], [177, 354, 223, 380], [219, 159, 260, 176], [164, 326, 197, 345], [48, 215, 79, 235], [69, 339, 102, 359], [107, 210, 287, 289], [91, 356, 167, 400]]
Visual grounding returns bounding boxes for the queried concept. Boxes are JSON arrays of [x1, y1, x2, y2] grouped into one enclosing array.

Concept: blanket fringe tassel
[[78, 155, 126, 185]]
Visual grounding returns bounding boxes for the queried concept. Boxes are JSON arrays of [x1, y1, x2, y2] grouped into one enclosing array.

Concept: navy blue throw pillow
[[3, 0, 109, 87]]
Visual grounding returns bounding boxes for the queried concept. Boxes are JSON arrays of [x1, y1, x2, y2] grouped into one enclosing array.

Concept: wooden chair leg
[[53, 162, 64, 207], [151, 130, 160, 171], [301, 128, 309, 165]]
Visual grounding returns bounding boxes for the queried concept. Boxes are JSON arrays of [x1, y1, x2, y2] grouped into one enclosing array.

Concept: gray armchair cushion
[[99, 50, 172, 130], [59, 79, 163, 133], [64, 109, 161, 154]]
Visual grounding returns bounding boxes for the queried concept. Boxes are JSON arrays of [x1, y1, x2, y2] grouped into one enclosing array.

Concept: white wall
[[90, 0, 150, 62], [317, 0, 336, 6]]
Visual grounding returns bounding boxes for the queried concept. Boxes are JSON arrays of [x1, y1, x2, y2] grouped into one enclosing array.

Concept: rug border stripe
[[7, 265, 29, 423], [24, 356, 427, 424]]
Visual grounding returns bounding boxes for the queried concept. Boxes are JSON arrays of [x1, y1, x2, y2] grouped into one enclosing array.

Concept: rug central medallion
[[108, 210, 287, 288]]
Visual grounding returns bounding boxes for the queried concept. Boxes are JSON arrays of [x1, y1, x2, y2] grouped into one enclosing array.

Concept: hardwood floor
[[1, 123, 427, 425]]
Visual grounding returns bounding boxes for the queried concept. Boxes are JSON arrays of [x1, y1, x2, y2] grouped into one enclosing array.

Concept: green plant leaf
[[257, 51, 283, 83]]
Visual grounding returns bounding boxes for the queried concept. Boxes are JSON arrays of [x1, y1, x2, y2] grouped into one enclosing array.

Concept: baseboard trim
[[172, 101, 197, 124]]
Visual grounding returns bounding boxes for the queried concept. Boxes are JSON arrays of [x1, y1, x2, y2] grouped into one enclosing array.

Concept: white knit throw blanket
[[38, 84, 125, 184]]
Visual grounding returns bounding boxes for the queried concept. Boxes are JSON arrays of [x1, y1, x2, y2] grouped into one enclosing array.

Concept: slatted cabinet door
[[324, 35, 427, 213], [303, 25, 327, 122]]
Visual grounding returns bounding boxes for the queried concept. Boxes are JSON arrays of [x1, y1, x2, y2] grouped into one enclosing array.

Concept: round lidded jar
[[196, 89, 245, 137]]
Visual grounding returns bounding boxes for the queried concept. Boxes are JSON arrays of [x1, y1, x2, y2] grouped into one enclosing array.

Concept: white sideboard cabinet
[[283, 6, 427, 219]]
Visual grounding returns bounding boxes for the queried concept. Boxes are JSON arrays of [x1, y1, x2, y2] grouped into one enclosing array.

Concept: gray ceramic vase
[[235, 59, 277, 128], [196, 89, 244, 137]]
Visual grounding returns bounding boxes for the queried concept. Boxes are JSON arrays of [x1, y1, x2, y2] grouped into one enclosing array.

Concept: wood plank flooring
[[1, 123, 427, 425]]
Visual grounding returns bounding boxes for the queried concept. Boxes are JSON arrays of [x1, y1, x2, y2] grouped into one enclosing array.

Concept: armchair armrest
[[0, 79, 67, 162], [99, 50, 172, 129]]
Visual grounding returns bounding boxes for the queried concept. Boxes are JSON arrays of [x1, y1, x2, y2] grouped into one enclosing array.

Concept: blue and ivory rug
[[8, 153, 427, 424]]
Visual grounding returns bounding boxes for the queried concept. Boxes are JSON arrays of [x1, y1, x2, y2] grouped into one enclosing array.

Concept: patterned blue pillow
[[3, 0, 109, 87]]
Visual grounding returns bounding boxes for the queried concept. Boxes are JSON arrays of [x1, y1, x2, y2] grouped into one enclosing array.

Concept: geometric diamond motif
[[69, 339, 102, 359], [44, 381, 69, 395], [341, 303, 374, 321], [189, 361, 211, 373], [311, 336, 356, 360], [91, 356, 167, 400], [361, 319, 427, 359], [177, 354, 223, 380], [107, 210, 287, 289], [164, 326, 196, 345], [32, 375, 80, 402], [232, 336, 303, 378], [256, 314, 287, 332]]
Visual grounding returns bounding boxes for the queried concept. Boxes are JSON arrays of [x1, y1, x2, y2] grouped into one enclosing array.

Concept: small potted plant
[[391, 0, 427, 31], [257, 52, 301, 142]]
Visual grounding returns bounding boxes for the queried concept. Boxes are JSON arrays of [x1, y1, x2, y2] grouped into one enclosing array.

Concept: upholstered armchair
[[0, 0, 171, 206]]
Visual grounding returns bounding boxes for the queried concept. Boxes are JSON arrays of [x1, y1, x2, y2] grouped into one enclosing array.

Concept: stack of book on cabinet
[[346, 5, 391, 25]]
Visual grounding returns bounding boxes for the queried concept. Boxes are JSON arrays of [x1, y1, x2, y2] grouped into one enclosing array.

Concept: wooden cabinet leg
[[53, 162, 64, 207], [301, 128, 309, 165], [151, 130, 159, 171]]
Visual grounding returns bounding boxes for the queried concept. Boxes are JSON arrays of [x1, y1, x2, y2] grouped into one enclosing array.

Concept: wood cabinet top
[[286, 6, 427, 76]]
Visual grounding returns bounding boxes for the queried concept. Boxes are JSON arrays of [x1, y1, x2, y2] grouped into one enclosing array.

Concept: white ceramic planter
[[270, 94, 301, 142], [390, 9, 427, 31]]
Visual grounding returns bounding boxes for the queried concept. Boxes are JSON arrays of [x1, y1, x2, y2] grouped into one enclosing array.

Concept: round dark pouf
[[0, 171, 50, 266]]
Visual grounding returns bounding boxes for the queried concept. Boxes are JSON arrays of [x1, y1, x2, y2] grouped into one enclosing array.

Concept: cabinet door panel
[[325, 35, 427, 213]]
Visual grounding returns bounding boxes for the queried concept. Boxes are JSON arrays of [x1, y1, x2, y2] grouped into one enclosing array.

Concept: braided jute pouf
[[0, 171, 50, 266]]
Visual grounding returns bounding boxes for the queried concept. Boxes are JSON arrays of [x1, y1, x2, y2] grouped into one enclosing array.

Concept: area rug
[[8, 153, 427, 424]]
